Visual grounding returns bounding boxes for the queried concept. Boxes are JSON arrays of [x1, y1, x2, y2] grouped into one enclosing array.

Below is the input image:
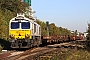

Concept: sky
[[31, 0, 90, 32]]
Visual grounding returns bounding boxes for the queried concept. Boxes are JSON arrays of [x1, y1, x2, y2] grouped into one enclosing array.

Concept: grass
[[34, 48, 90, 60]]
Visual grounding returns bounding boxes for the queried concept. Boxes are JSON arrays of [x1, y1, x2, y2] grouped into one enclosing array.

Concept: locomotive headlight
[[25, 34, 30, 38], [10, 34, 15, 37]]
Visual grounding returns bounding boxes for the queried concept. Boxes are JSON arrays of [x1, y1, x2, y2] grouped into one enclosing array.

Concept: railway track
[[0, 47, 58, 60], [0, 40, 86, 60]]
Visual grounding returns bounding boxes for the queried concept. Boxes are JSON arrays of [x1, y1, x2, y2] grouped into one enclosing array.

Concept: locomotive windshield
[[11, 22, 19, 29], [21, 22, 30, 29]]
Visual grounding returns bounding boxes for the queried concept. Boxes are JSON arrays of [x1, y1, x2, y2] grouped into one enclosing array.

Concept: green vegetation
[[0, 0, 28, 39], [86, 24, 90, 48], [0, 45, 3, 53], [87, 24, 90, 40], [35, 49, 90, 60], [36, 20, 72, 36], [0, 39, 11, 49]]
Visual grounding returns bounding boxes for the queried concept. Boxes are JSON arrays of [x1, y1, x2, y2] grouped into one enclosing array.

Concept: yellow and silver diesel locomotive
[[9, 13, 41, 48]]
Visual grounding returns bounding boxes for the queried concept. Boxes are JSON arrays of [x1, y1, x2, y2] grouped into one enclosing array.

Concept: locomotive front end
[[9, 13, 32, 48], [9, 22, 32, 40]]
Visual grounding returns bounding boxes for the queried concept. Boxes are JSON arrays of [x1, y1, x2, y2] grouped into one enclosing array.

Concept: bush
[[0, 45, 3, 53]]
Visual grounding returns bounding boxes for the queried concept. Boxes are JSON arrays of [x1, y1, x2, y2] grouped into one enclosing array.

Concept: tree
[[74, 30, 78, 36], [0, 0, 29, 39], [87, 24, 90, 40], [0, 10, 7, 39], [86, 24, 90, 48]]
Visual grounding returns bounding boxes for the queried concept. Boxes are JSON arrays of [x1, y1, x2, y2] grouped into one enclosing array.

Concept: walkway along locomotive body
[[9, 13, 42, 48]]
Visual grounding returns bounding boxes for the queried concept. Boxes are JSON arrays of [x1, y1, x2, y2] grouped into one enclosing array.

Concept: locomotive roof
[[10, 13, 40, 27]]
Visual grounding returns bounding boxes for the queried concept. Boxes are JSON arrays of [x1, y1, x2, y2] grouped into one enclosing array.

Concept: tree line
[[36, 20, 76, 36]]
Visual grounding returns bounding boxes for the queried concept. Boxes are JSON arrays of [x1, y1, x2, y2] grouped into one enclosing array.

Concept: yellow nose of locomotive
[[9, 30, 32, 39]]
